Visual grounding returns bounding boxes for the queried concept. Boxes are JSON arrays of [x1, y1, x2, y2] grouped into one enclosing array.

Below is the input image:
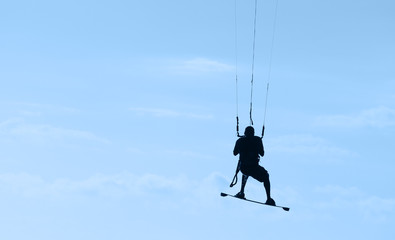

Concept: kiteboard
[[221, 192, 290, 211]]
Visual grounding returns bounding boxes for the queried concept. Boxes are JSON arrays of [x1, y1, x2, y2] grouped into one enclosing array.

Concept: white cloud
[[0, 118, 22, 129], [164, 149, 216, 160], [0, 119, 109, 144], [10, 102, 80, 115], [0, 172, 235, 215], [358, 196, 395, 221], [0, 102, 101, 145], [315, 185, 362, 197], [314, 185, 395, 222], [0, 173, 45, 197], [10, 171, 394, 224], [129, 107, 214, 120], [166, 58, 234, 75], [15, 124, 109, 143], [268, 134, 355, 158], [314, 106, 395, 128], [0, 172, 228, 200]]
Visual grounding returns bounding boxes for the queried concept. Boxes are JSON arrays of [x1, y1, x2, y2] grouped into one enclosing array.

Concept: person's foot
[[265, 198, 276, 206], [235, 192, 245, 199]]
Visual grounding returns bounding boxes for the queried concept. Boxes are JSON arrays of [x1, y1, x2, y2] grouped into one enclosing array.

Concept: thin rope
[[250, 0, 258, 126], [262, 0, 279, 133], [234, 0, 240, 137], [262, 82, 269, 138]]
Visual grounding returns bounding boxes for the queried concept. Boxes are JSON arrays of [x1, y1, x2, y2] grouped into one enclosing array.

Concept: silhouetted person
[[233, 126, 275, 205]]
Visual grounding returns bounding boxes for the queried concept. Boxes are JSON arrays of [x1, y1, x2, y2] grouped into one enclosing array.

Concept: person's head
[[244, 126, 255, 137]]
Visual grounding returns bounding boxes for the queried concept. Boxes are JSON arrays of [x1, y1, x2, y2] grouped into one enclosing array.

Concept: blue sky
[[1, 0, 394, 239]]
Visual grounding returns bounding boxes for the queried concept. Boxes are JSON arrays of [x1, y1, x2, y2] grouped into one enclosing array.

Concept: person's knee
[[242, 174, 249, 182], [262, 171, 270, 184]]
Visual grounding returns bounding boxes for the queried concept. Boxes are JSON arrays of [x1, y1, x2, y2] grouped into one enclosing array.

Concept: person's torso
[[237, 136, 261, 165]]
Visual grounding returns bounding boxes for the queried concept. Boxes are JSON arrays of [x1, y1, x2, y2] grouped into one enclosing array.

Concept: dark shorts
[[240, 164, 269, 183]]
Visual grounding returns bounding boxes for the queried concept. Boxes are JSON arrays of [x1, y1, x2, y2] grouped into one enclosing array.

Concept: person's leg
[[240, 174, 248, 193], [263, 177, 271, 200], [262, 169, 275, 205], [235, 174, 248, 198], [255, 166, 275, 205]]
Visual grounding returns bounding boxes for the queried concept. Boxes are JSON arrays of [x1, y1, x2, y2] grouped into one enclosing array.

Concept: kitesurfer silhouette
[[233, 126, 275, 206]]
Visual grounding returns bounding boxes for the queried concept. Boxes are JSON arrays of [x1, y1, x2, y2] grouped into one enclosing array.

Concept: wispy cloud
[[0, 119, 109, 144], [0, 172, 228, 201], [0, 118, 22, 129], [12, 124, 110, 143], [129, 107, 214, 120], [314, 106, 395, 128], [8, 102, 80, 116], [315, 185, 395, 222], [0, 171, 240, 218], [164, 149, 216, 160], [268, 134, 355, 158], [7, 172, 393, 224], [166, 58, 234, 75]]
